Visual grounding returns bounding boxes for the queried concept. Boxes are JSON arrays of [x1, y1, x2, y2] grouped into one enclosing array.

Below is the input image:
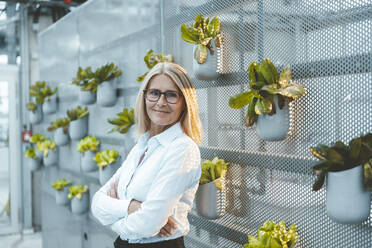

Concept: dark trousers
[[114, 236, 185, 248]]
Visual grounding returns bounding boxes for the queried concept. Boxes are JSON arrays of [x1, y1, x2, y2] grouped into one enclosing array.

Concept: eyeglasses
[[143, 89, 183, 104]]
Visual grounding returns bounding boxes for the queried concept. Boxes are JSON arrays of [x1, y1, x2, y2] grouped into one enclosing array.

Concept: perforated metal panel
[[162, 0, 372, 247]]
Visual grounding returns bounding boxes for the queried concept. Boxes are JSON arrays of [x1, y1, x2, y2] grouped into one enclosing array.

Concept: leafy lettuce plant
[[72, 66, 97, 92], [67, 106, 89, 121], [41, 85, 58, 102], [36, 140, 56, 158], [137, 49, 174, 82], [68, 185, 88, 200], [181, 14, 222, 64], [107, 108, 135, 134], [29, 81, 47, 104], [245, 221, 297, 248], [29, 133, 46, 145], [94, 150, 119, 169], [26, 102, 38, 113], [25, 147, 37, 159], [310, 133, 372, 191], [77, 136, 100, 155], [200, 157, 228, 190], [93, 62, 122, 85], [229, 59, 306, 126], [51, 178, 71, 191], [47, 118, 70, 133]]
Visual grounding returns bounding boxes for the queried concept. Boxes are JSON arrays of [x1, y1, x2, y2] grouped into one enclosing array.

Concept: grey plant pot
[[42, 95, 57, 115], [29, 107, 42, 124], [35, 150, 43, 161], [193, 40, 220, 81], [195, 181, 226, 220], [81, 150, 98, 172], [27, 157, 40, 171], [71, 192, 89, 215], [256, 95, 290, 141], [54, 128, 69, 146], [99, 158, 120, 185], [97, 79, 117, 107], [55, 187, 70, 206], [69, 117, 88, 140], [43, 149, 58, 166], [326, 165, 371, 224], [79, 90, 96, 105]]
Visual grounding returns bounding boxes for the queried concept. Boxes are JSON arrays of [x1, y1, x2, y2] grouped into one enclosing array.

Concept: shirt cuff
[[116, 198, 131, 218]]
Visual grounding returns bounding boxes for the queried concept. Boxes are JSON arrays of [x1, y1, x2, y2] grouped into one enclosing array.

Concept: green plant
[[137, 50, 174, 82], [181, 14, 222, 64], [25, 147, 37, 159], [26, 102, 38, 113], [68, 185, 88, 200], [94, 150, 119, 169], [77, 136, 100, 154], [51, 178, 71, 191], [36, 140, 56, 158], [41, 85, 58, 102], [47, 118, 70, 133], [67, 106, 89, 121], [229, 59, 306, 126], [199, 157, 228, 190], [93, 62, 122, 85], [245, 221, 297, 248], [107, 108, 135, 134], [29, 133, 46, 144], [72, 66, 97, 92], [310, 133, 372, 191], [29, 81, 46, 104]]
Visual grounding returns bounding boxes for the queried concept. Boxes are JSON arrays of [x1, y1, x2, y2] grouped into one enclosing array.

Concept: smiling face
[[145, 74, 185, 135]]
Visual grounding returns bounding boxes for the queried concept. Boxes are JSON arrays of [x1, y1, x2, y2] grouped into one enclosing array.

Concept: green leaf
[[51, 178, 71, 191], [278, 66, 292, 88], [277, 84, 306, 99], [310, 147, 327, 160], [244, 98, 258, 126], [326, 148, 344, 165], [207, 16, 220, 38], [181, 24, 198, 44], [312, 170, 326, 191], [259, 59, 276, 84], [363, 159, 372, 191], [349, 137, 362, 160], [229, 91, 254, 109], [255, 98, 272, 115], [194, 44, 207, 64]]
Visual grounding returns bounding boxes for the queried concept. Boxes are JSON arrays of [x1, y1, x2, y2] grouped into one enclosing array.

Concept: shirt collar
[[136, 122, 184, 148]]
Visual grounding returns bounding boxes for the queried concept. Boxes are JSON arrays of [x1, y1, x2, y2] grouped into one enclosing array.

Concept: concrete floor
[[0, 232, 42, 248]]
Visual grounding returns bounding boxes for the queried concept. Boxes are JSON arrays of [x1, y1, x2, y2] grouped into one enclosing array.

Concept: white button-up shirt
[[91, 122, 201, 243]]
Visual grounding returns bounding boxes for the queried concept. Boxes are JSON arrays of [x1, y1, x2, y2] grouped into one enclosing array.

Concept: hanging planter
[[67, 106, 89, 140], [311, 133, 372, 224], [181, 14, 222, 81], [52, 179, 71, 206], [47, 118, 70, 146], [24, 147, 40, 171], [256, 95, 290, 141], [43, 149, 58, 166], [195, 157, 228, 219], [68, 185, 89, 215], [136, 49, 174, 82], [29, 133, 46, 160], [94, 62, 122, 107], [27, 102, 43, 124], [229, 59, 306, 141], [42, 94, 58, 115], [94, 150, 120, 185], [77, 136, 100, 172], [37, 140, 58, 166], [72, 66, 97, 105], [79, 90, 96, 105]]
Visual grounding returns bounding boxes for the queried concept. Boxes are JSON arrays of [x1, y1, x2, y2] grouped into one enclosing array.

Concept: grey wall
[[34, 0, 372, 247]]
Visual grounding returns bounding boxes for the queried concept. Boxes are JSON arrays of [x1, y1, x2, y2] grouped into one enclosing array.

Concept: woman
[[91, 62, 203, 248]]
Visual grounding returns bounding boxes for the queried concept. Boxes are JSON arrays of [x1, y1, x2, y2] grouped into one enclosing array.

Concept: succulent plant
[[200, 157, 228, 190], [229, 59, 306, 126], [137, 50, 174, 82], [107, 108, 135, 134], [245, 221, 297, 248], [47, 118, 70, 133], [93, 62, 122, 85], [68, 185, 88, 200], [77, 136, 100, 154], [36, 140, 56, 158], [72, 66, 97, 92], [41, 85, 58, 102], [94, 149, 119, 169], [25, 147, 37, 159], [29, 81, 47, 104], [26, 102, 38, 113], [66, 106, 89, 121], [51, 178, 71, 191], [29, 133, 46, 144], [310, 133, 372, 191], [181, 14, 222, 64]]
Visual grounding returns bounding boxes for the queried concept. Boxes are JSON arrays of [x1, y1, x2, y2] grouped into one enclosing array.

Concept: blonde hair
[[134, 62, 203, 145]]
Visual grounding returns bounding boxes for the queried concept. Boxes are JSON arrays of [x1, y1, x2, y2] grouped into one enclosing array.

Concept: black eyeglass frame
[[143, 89, 183, 104]]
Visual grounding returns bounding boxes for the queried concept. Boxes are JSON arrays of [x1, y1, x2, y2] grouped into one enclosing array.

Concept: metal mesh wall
[[162, 0, 372, 247]]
